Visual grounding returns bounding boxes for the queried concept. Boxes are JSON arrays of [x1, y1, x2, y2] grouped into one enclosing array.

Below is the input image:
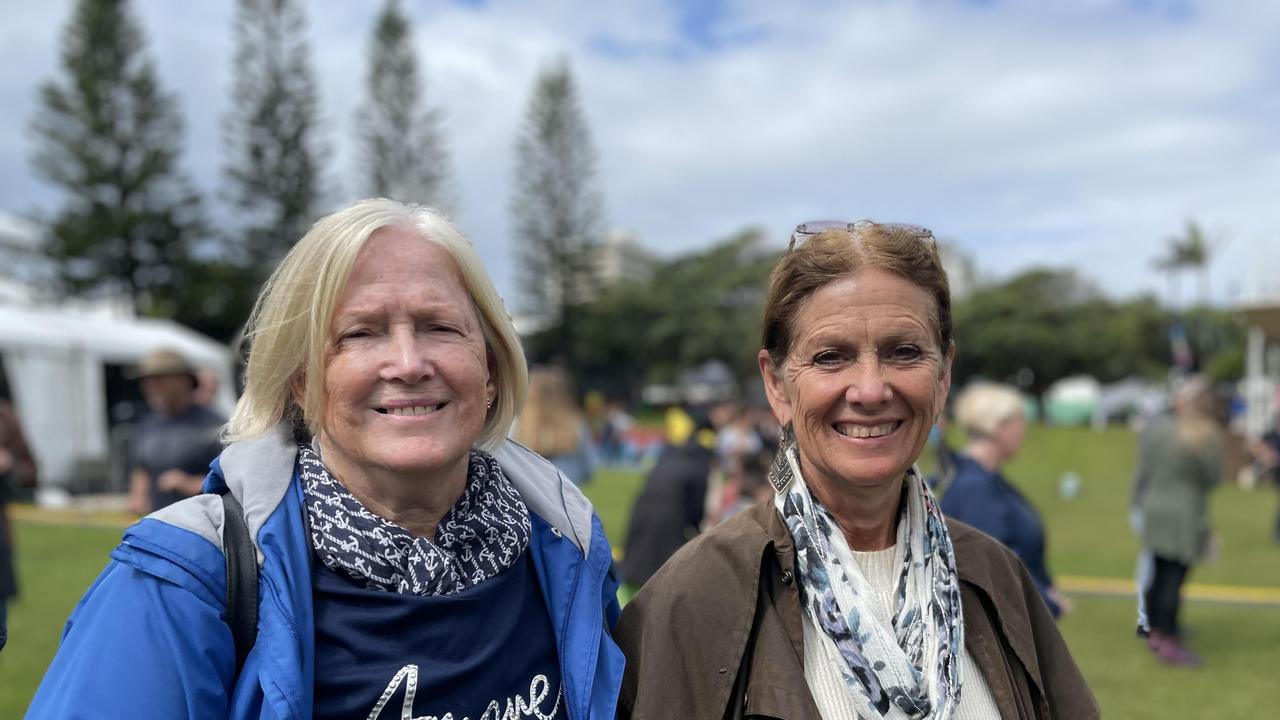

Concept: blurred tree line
[[950, 269, 1242, 395], [528, 235, 1243, 400]]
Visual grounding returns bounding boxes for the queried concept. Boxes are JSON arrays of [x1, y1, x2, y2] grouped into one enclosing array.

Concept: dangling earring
[[485, 395, 493, 409]]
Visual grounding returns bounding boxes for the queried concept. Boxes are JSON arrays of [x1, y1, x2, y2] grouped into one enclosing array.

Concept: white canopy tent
[[0, 304, 235, 494]]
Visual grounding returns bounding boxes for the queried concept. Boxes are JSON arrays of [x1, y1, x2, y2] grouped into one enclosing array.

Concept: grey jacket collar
[[158, 422, 595, 560]]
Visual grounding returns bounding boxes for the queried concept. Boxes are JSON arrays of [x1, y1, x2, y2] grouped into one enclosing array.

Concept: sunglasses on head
[[789, 220, 936, 252]]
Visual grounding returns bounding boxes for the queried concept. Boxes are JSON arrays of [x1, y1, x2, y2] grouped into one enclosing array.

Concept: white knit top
[[801, 545, 1002, 720]]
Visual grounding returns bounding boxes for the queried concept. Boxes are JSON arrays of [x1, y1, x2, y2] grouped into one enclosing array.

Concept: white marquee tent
[[0, 304, 235, 494]]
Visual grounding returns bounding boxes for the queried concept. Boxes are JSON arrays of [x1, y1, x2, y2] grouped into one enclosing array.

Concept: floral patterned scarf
[[300, 442, 531, 596], [772, 439, 963, 719]]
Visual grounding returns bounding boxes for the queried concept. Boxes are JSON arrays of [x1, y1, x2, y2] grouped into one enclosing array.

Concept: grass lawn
[[0, 521, 122, 716], [2, 424, 1277, 716]]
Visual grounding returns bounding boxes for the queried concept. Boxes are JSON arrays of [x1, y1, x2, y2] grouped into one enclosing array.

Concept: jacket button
[[718, 666, 728, 674], [781, 569, 794, 584]]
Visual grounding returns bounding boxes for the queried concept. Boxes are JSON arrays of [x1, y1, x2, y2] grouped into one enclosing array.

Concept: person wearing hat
[[125, 348, 225, 514]]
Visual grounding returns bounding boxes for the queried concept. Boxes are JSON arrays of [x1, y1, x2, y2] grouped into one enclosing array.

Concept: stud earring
[[485, 396, 493, 409]]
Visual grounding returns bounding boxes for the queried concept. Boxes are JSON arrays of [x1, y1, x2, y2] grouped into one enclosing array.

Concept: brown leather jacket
[[616, 500, 1099, 719]]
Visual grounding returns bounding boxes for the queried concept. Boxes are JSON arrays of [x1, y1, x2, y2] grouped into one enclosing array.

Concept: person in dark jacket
[[940, 381, 1070, 619], [618, 221, 1096, 719], [620, 422, 716, 589]]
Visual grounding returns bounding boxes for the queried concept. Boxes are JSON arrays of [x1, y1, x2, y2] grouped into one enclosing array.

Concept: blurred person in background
[[1248, 421, 1280, 544], [599, 396, 635, 466], [927, 412, 959, 495], [125, 348, 225, 514], [620, 413, 717, 593], [1134, 375, 1223, 668], [0, 388, 38, 653], [617, 221, 1095, 719], [514, 365, 596, 486], [716, 449, 774, 522], [940, 381, 1070, 619], [29, 199, 623, 718], [714, 400, 764, 464], [705, 400, 764, 522]]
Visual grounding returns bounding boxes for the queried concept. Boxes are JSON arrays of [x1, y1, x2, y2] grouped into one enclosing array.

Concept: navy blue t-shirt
[[312, 551, 568, 720]]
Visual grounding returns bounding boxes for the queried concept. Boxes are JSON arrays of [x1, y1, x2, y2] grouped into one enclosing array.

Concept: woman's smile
[[762, 267, 952, 494], [832, 419, 903, 440]]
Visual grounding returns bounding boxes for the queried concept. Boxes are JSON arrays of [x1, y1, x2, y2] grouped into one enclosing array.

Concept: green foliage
[[951, 267, 1241, 393], [551, 228, 778, 397], [1204, 345, 1244, 382], [1183, 306, 1245, 380], [358, 0, 450, 207], [166, 257, 260, 343], [28, 0, 205, 318], [511, 59, 603, 374], [223, 0, 325, 274]]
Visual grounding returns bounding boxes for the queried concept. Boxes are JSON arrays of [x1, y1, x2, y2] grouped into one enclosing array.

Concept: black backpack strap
[[219, 489, 258, 675]]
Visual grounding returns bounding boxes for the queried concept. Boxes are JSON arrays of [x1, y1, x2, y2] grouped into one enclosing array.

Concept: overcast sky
[[2, 0, 1277, 314]]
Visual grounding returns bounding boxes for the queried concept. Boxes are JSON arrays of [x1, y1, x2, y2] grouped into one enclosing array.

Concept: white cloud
[[1, 0, 1275, 314]]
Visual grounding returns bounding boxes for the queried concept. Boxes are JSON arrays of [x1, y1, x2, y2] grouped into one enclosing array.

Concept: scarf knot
[[301, 443, 532, 596]]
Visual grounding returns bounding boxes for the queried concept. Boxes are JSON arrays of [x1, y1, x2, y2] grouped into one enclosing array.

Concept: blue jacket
[[28, 425, 625, 719], [939, 453, 1061, 618]]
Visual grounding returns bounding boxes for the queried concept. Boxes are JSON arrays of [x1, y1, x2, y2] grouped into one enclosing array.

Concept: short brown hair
[[761, 223, 952, 369]]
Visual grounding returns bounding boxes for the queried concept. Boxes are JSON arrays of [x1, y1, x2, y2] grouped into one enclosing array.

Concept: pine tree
[[223, 0, 325, 273], [29, 0, 204, 317], [510, 59, 604, 372], [358, 0, 450, 207]]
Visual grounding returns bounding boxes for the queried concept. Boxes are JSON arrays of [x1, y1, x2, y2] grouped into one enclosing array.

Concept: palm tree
[[1152, 220, 1212, 311]]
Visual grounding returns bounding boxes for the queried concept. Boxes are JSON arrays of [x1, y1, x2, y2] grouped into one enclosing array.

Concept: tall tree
[[510, 59, 604, 374], [223, 0, 325, 273], [29, 0, 203, 317], [1152, 220, 1213, 311], [357, 0, 450, 207]]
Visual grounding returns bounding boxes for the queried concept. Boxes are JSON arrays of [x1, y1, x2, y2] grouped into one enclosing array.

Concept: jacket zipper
[[556, 536, 584, 720]]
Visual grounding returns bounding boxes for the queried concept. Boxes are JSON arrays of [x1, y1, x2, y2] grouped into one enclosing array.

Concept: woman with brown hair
[[616, 221, 1095, 719]]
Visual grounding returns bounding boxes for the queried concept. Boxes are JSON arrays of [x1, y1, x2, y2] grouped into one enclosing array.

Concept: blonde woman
[[514, 366, 596, 486], [29, 199, 623, 718], [940, 382, 1069, 619], [1135, 375, 1223, 667]]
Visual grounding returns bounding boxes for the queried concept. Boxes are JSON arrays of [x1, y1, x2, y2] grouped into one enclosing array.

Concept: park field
[[2, 424, 1278, 716]]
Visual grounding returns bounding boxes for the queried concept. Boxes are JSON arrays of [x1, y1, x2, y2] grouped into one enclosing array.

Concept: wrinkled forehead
[[789, 269, 943, 343]]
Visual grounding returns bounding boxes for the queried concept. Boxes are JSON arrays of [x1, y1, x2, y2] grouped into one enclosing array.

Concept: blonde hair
[[1173, 375, 1221, 450], [225, 198, 528, 449], [762, 223, 952, 370], [514, 366, 584, 457], [954, 382, 1026, 439]]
